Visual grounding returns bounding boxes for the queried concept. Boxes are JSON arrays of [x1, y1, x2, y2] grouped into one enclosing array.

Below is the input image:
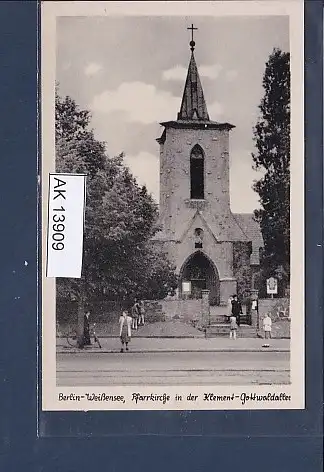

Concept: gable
[[179, 210, 218, 243], [177, 209, 249, 243]]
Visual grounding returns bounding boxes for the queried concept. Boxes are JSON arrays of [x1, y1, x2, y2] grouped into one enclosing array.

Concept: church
[[152, 31, 263, 306]]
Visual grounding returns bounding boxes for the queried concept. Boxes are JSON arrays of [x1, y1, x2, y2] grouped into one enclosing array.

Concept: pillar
[[201, 289, 210, 327], [250, 289, 259, 328]]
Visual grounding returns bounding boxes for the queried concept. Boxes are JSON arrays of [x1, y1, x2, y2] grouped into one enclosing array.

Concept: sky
[[56, 14, 289, 213]]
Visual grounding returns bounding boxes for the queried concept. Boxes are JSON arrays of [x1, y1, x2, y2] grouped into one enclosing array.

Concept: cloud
[[84, 62, 102, 76], [91, 81, 223, 124], [123, 151, 160, 202], [162, 65, 187, 81], [91, 82, 180, 124], [226, 69, 238, 81], [208, 101, 224, 119], [163, 63, 223, 81], [199, 64, 223, 79]]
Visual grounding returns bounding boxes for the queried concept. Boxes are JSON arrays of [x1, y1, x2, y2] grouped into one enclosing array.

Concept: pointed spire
[[177, 50, 210, 121]]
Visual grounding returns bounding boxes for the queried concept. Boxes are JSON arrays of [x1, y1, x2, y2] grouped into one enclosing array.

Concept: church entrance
[[179, 251, 220, 306]]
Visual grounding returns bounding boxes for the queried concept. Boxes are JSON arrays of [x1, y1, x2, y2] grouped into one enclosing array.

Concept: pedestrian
[[83, 311, 91, 346], [138, 300, 145, 326], [231, 295, 243, 327], [119, 309, 132, 353], [262, 313, 272, 343], [229, 314, 238, 340], [131, 299, 139, 330]]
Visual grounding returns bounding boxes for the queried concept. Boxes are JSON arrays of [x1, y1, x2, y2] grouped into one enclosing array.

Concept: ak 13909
[[51, 177, 66, 251]]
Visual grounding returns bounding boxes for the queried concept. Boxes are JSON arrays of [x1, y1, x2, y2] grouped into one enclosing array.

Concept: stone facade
[[152, 44, 263, 306]]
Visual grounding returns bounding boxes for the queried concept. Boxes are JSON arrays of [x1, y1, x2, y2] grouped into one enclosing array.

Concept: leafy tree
[[55, 91, 177, 333], [252, 48, 290, 288], [55, 90, 106, 175]]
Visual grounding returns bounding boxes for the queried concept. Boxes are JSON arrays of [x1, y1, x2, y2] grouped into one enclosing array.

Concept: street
[[57, 351, 289, 386]]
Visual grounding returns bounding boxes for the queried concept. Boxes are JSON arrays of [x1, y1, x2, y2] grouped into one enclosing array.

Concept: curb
[[57, 348, 290, 354], [57, 335, 205, 339], [57, 335, 290, 339]]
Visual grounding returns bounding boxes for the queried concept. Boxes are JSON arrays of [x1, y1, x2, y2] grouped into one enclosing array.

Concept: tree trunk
[[77, 295, 85, 348]]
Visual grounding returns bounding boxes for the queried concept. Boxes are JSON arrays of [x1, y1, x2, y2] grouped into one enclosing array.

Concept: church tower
[[153, 29, 262, 306]]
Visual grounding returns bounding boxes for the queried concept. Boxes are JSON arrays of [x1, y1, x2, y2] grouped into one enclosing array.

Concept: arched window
[[190, 144, 204, 199]]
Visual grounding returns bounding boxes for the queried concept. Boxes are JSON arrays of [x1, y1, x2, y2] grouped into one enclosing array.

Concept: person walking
[[119, 309, 132, 353], [131, 299, 139, 330], [231, 295, 243, 327], [229, 314, 238, 340], [138, 300, 145, 326], [262, 313, 272, 346]]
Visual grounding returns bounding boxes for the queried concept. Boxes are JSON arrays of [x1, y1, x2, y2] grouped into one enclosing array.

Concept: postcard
[[41, 1, 304, 411]]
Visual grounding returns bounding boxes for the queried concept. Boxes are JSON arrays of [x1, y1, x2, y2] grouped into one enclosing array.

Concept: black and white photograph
[[41, 1, 304, 411]]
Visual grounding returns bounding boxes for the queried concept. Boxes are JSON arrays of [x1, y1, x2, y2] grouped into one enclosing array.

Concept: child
[[119, 309, 132, 353], [229, 314, 238, 340], [262, 313, 272, 347], [138, 300, 145, 326]]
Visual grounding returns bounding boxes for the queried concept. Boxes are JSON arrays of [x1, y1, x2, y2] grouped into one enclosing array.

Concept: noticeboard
[[182, 281, 191, 293], [266, 277, 278, 295]]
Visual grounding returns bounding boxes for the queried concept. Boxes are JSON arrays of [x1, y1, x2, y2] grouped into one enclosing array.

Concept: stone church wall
[[159, 127, 231, 235]]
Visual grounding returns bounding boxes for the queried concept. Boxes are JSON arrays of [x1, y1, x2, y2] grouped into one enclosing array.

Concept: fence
[[56, 299, 166, 325]]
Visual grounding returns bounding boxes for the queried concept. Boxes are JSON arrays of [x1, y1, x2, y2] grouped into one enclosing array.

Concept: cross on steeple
[[177, 27, 210, 121], [187, 23, 198, 51]]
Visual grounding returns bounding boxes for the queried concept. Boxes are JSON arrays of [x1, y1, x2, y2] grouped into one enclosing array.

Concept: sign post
[[266, 277, 278, 298]]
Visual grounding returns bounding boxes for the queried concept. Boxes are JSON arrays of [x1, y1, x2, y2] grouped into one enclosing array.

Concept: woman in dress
[[119, 309, 132, 353]]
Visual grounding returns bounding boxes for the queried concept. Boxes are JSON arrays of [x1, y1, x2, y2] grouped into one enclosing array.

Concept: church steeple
[[177, 25, 209, 121], [157, 25, 235, 140]]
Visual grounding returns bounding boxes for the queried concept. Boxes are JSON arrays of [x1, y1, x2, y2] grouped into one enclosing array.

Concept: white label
[[46, 173, 86, 278]]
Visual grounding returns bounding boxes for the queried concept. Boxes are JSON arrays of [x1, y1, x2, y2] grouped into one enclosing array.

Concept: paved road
[[57, 351, 290, 386]]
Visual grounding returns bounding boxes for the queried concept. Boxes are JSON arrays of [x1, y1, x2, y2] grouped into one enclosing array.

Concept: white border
[[41, 1, 304, 411]]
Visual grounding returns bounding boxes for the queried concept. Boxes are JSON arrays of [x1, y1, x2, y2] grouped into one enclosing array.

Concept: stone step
[[209, 315, 228, 323], [209, 315, 251, 324], [205, 324, 257, 338]]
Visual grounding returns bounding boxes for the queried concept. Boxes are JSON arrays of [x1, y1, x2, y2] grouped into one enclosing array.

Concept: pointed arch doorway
[[179, 251, 220, 306]]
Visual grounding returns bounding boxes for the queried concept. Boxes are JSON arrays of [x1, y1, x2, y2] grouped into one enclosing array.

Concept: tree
[[55, 91, 177, 334], [252, 48, 290, 290], [55, 90, 106, 175]]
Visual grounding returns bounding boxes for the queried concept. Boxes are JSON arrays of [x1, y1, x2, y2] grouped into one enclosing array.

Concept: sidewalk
[[57, 336, 290, 354]]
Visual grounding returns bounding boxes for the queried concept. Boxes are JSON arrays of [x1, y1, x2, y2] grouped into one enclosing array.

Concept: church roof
[[178, 51, 210, 121], [233, 213, 264, 265]]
